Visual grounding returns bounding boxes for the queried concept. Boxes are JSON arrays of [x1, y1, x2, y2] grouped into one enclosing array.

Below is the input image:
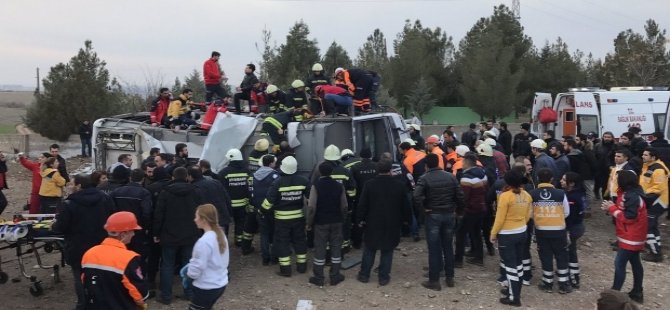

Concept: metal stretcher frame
[[0, 216, 65, 297]]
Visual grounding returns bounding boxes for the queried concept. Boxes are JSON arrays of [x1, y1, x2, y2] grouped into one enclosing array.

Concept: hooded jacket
[[252, 166, 279, 209], [153, 180, 203, 246], [39, 168, 66, 197], [51, 187, 114, 268]]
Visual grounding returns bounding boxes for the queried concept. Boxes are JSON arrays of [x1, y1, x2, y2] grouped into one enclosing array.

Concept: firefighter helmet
[[484, 138, 497, 147], [476, 143, 493, 157], [341, 149, 354, 157], [265, 84, 279, 94], [530, 139, 547, 149], [254, 139, 269, 152], [312, 63, 323, 71], [291, 80, 305, 89], [226, 148, 243, 161], [324, 144, 341, 161], [280, 156, 298, 174], [104, 211, 142, 233]]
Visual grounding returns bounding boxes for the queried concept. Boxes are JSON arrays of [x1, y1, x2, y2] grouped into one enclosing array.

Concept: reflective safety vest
[[262, 174, 310, 220], [530, 183, 568, 235]]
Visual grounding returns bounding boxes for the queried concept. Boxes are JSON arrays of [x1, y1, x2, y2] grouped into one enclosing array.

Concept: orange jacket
[[403, 148, 426, 175], [431, 147, 445, 170]]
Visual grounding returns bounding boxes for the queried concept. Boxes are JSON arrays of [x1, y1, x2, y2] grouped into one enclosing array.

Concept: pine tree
[[272, 21, 320, 89], [321, 41, 352, 73], [355, 29, 389, 74], [26, 40, 124, 141], [183, 69, 206, 102], [171, 77, 182, 95], [404, 77, 436, 119]]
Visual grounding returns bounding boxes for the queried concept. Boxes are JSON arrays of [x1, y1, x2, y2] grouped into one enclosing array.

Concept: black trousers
[[189, 286, 226, 310], [261, 122, 283, 145], [205, 84, 228, 102], [536, 234, 569, 286], [231, 207, 246, 244], [274, 219, 307, 267], [498, 232, 526, 303], [233, 91, 251, 113], [455, 213, 484, 261]]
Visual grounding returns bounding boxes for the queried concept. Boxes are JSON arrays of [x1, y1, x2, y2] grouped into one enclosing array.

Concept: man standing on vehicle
[[203, 51, 229, 103], [639, 147, 668, 262]]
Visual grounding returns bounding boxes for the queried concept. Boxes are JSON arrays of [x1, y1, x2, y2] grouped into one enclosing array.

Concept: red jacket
[[20, 157, 41, 195], [610, 188, 648, 251], [317, 85, 349, 97], [149, 97, 170, 125], [203, 58, 222, 85]]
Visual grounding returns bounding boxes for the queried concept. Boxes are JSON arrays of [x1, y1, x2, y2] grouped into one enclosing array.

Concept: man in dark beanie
[[99, 165, 130, 195]]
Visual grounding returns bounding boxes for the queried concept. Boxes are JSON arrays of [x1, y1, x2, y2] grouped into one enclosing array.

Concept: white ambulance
[[531, 87, 670, 139]]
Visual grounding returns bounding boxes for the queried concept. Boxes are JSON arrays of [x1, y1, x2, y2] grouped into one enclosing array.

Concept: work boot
[[570, 274, 580, 289], [277, 265, 292, 277], [641, 252, 663, 262], [499, 297, 521, 307], [628, 290, 644, 304], [296, 262, 307, 274], [538, 282, 553, 293], [421, 280, 442, 291], [558, 283, 572, 294], [329, 263, 345, 286], [241, 240, 255, 255], [309, 264, 325, 286], [445, 277, 455, 287], [487, 244, 496, 256]]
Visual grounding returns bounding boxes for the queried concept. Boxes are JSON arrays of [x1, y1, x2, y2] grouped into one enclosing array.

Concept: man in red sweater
[[203, 51, 229, 103], [150, 88, 171, 127]]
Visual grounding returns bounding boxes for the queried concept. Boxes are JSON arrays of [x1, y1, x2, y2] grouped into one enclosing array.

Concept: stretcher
[[0, 214, 64, 297]]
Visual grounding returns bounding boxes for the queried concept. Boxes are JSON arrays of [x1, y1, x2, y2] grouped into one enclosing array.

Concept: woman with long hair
[[561, 171, 586, 289], [187, 204, 229, 310], [491, 170, 532, 307], [39, 156, 66, 214], [601, 170, 647, 304]]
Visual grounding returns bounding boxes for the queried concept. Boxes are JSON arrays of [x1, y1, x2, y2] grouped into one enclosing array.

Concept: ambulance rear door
[[531, 92, 553, 136]]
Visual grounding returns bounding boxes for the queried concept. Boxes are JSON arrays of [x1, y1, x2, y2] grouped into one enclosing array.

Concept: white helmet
[[335, 67, 344, 75], [280, 156, 298, 174], [226, 148, 243, 161], [483, 130, 497, 138], [402, 138, 416, 146], [291, 79, 305, 89], [455, 145, 470, 157], [312, 63, 323, 71], [341, 149, 354, 157], [254, 139, 269, 152], [324, 144, 341, 161], [477, 143, 493, 157], [530, 139, 547, 149], [265, 84, 279, 94], [484, 138, 497, 147]]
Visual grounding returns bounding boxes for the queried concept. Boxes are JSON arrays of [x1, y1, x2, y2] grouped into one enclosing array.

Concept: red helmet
[[104, 212, 142, 233]]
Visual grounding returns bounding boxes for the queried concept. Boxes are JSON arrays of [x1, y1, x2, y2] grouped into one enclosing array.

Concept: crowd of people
[[0, 119, 662, 309], [148, 51, 382, 131]]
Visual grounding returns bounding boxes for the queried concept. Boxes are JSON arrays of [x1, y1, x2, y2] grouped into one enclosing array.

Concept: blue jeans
[[359, 246, 393, 283], [425, 212, 456, 281], [612, 249, 643, 292], [160, 244, 193, 301]]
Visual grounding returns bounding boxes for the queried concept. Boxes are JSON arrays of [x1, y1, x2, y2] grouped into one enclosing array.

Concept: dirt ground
[[1, 157, 669, 310]]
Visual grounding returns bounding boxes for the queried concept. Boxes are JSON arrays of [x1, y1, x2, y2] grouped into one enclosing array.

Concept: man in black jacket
[[52, 174, 114, 310], [50, 143, 70, 183], [218, 148, 252, 249], [110, 168, 153, 273], [414, 154, 465, 291], [498, 122, 513, 157], [461, 123, 478, 149], [233, 63, 259, 114], [188, 166, 232, 233], [356, 159, 410, 286], [512, 123, 537, 161], [144, 166, 171, 290], [79, 120, 92, 157], [153, 167, 203, 305], [350, 148, 377, 249]]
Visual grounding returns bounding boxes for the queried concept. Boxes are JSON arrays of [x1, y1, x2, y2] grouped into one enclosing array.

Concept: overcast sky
[[1, 0, 669, 90]]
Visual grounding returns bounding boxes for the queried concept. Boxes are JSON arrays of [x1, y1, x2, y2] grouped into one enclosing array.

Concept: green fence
[[420, 107, 516, 125]]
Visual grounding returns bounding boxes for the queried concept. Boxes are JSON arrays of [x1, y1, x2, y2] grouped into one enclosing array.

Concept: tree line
[[26, 4, 670, 140]]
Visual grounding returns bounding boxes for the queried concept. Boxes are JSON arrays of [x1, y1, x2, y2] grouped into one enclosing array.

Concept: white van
[[531, 87, 670, 139]]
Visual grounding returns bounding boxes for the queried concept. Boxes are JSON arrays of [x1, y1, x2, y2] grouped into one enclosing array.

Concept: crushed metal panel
[[201, 113, 258, 173]]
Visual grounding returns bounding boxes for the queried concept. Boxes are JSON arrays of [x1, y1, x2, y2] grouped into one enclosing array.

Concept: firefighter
[[81, 211, 148, 310], [341, 149, 361, 169], [311, 145, 357, 251], [639, 147, 668, 262], [261, 109, 306, 146], [334, 67, 381, 113], [287, 80, 309, 110], [530, 168, 572, 294], [306, 63, 332, 114], [265, 84, 289, 114], [248, 139, 270, 173], [262, 156, 310, 277], [218, 149, 253, 251]]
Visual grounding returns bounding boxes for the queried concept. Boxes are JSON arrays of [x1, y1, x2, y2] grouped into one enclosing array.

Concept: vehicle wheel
[[0, 271, 8, 284], [44, 243, 54, 253], [29, 281, 43, 297]]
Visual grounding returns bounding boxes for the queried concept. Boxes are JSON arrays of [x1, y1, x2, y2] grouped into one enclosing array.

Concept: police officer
[[81, 211, 148, 309], [218, 149, 253, 251], [530, 168, 572, 294], [262, 156, 310, 277]]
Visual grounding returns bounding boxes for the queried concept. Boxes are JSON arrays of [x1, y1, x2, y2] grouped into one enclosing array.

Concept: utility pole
[[35, 67, 40, 93], [512, 0, 520, 20]]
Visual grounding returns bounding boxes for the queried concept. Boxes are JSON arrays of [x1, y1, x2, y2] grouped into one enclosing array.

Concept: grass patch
[[0, 123, 17, 134]]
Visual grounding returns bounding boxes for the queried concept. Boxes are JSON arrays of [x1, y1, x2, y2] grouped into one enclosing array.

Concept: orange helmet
[[104, 211, 142, 233]]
